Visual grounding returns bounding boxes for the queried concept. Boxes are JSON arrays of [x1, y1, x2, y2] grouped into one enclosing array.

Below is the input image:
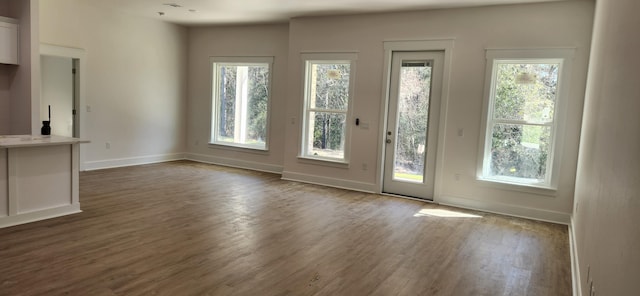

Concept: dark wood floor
[[0, 160, 571, 295]]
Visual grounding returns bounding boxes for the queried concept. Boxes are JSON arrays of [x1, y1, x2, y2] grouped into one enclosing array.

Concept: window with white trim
[[479, 49, 573, 189], [210, 57, 272, 150], [300, 53, 356, 163]]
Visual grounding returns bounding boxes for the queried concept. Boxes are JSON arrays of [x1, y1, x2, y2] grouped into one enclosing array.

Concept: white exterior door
[[382, 51, 444, 200]]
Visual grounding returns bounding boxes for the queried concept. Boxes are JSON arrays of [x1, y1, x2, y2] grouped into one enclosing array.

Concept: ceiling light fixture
[[158, 12, 165, 16], [163, 3, 182, 8]]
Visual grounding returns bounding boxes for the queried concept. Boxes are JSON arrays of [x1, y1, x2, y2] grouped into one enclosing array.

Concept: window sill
[[476, 176, 557, 197], [208, 142, 269, 155], [297, 156, 350, 169]]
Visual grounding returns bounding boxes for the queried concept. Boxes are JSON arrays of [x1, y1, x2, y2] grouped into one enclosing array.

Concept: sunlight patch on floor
[[414, 208, 482, 218]]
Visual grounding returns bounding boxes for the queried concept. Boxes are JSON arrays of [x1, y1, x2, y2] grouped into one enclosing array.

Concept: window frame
[[209, 56, 274, 151], [299, 53, 357, 164], [477, 48, 574, 191]]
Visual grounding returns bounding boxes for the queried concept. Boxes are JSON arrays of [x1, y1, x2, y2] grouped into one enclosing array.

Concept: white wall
[[573, 0, 640, 295], [39, 0, 188, 169], [40, 55, 73, 137], [186, 24, 289, 173], [281, 1, 593, 222]]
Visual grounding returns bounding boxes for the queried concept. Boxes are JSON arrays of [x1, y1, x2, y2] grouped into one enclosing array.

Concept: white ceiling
[[111, 0, 572, 26]]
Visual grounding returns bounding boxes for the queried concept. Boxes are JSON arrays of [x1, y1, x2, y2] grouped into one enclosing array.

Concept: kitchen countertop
[[0, 135, 89, 148]]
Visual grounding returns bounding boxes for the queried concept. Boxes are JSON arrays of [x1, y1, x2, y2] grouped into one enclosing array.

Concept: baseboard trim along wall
[[186, 153, 283, 175], [83, 153, 186, 171], [0, 205, 81, 228], [281, 171, 377, 194], [436, 194, 571, 225], [569, 217, 582, 296]]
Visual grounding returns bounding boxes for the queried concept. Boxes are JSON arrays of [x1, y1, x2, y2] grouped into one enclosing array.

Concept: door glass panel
[[393, 61, 432, 183]]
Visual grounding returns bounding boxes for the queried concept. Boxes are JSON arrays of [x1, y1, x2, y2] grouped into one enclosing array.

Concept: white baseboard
[[569, 216, 582, 296], [436, 194, 571, 224], [186, 153, 283, 174], [83, 153, 186, 171], [282, 171, 377, 193], [0, 204, 81, 228]]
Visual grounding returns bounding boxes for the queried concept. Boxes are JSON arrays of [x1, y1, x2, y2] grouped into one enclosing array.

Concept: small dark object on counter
[[42, 104, 52, 135], [41, 121, 51, 135]]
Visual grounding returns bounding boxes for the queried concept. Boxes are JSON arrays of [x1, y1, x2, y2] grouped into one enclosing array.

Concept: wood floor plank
[[0, 160, 571, 295]]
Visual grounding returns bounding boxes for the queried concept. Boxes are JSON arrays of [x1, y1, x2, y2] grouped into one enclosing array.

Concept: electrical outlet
[[362, 163, 368, 171], [454, 173, 461, 181], [105, 142, 111, 149], [86, 105, 92, 112], [457, 128, 464, 137], [195, 140, 199, 146]]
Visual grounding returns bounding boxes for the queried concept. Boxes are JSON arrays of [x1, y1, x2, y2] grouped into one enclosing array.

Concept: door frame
[[377, 39, 455, 200], [40, 44, 87, 171]]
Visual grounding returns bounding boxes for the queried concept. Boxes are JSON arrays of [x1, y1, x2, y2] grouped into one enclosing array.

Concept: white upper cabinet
[[0, 17, 18, 65]]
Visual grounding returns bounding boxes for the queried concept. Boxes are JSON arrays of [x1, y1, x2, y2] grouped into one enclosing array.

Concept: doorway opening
[[40, 44, 86, 170], [40, 55, 78, 137]]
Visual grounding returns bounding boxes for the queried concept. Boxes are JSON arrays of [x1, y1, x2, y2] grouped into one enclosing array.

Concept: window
[[479, 49, 573, 189], [300, 53, 356, 163], [210, 57, 272, 150]]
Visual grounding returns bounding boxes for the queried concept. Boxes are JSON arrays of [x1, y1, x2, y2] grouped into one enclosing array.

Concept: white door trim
[[377, 39, 455, 200]]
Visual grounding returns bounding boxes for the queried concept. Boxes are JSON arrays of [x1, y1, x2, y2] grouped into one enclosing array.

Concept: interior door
[[382, 51, 444, 200]]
